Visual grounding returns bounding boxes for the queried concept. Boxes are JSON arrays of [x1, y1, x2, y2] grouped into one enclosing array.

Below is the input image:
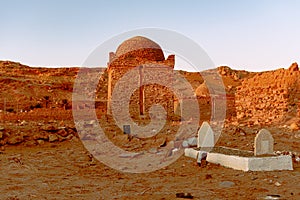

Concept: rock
[[290, 122, 299, 131], [20, 120, 27, 126], [233, 127, 246, 136], [0, 126, 4, 131], [33, 133, 49, 140], [159, 139, 167, 147], [23, 140, 37, 147], [175, 193, 193, 199], [186, 137, 197, 147], [65, 134, 73, 140], [37, 139, 45, 145], [0, 132, 3, 139], [48, 134, 59, 142], [57, 135, 67, 142], [41, 125, 58, 132], [205, 174, 212, 179], [57, 129, 69, 137], [172, 148, 179, 154], [182, 140, 189, 148], [274, 182, 281, 187], [7, 135, 24, 145], [0, 141, 6, 146], [219, 181, 235, 188], [88, 120, 96, 125]]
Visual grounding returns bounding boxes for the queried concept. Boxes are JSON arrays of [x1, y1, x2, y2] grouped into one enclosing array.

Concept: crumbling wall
[[107, 43, 175, 119], [235, 63, 300, 125]]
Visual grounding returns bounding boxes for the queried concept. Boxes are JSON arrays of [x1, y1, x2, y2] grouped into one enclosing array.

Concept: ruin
[[106, 36, 176, 118], [235, 63, 300, 125]]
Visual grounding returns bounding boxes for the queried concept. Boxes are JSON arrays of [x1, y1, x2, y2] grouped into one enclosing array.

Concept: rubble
[[235, 64, 300, 125]]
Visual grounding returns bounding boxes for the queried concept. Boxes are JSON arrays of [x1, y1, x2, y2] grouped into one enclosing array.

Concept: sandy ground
[[0, 136, 299, 200]]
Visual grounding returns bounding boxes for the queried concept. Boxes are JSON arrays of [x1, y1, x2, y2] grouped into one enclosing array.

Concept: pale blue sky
[[1, 0, 300, 71]]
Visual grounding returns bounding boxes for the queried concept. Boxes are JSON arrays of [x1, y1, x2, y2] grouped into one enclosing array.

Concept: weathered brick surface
[[235, 63, 300, 125], [107, 36, 176, 119]]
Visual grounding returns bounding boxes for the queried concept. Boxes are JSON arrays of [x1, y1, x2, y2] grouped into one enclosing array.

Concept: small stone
[[20, 120, 27, 126], [290, 122, 299, 131], [186, 137, 197, 147], [7, 135, 24, 145], [0, 132, 3, 139], [48, 134, 59, 142], [41, 125, 58, 132], [65, 134, 74, 140], [159, 139, 167, 147], [274, 182, 281, 187], [33, 133, 48, 140], [172, 148, 179, 154], [23, 140, 37, 147], [57, 135, 66, 142], [269, 180, 273, 183], [37, 140, 45, 145], [175, 193, 193, 199], [0, 126, 4, 131], [182, 140, 189, 148], [205, 174, 212, 179], [88, 120, 96, 125], [57, 129, 69, 137]]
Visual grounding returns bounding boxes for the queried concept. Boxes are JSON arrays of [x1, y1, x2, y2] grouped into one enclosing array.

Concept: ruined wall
[[235, 63, 300, 125], [107, 47, 175, 119]]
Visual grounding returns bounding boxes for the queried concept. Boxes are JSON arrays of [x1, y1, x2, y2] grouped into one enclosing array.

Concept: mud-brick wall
[[107, 49, 175, 119], [235, 64, 300, 125]]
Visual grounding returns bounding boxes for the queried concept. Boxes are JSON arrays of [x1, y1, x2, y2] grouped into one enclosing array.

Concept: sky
[[1, 0, 300, 72]]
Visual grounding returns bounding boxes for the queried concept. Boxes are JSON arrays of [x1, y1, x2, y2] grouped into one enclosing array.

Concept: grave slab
[[206, 147, 293, 171]]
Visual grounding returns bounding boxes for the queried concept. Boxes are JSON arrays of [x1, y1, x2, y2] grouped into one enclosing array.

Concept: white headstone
[[197, 122, 214, 148], [254, 129, 274, 156]]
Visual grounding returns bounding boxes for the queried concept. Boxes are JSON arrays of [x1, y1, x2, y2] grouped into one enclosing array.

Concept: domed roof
[[115, 36, 165, 61], [195, 82, 210, 97]]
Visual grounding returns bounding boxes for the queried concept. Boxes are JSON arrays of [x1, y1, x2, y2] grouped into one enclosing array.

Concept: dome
[[115, 36, 165, 61], [195, 82, 210, 97]]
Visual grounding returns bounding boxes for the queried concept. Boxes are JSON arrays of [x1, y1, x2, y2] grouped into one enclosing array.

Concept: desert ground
[[0, 61, 299, 199]]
